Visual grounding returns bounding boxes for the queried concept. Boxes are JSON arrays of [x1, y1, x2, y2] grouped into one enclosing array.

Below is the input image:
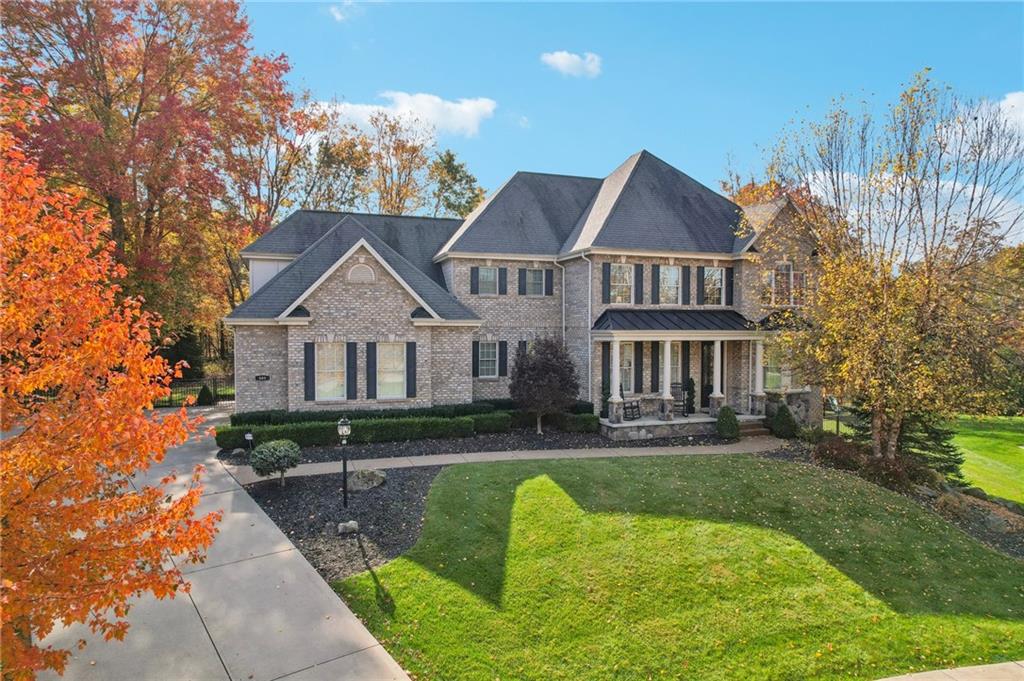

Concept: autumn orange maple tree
[[0, 89, 220, 679]]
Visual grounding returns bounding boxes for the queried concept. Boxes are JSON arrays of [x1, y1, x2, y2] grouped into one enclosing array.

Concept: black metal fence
[[154, 377, 235, 407]]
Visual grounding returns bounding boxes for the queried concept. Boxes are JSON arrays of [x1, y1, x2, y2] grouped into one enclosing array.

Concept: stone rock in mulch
[[993, 498, 1024, 517], [337, 520, 360, 535], [962, 486, 989, 500], [913, 484, 940, 499], [983, 513, 1009, 534], [347, 468, 385, 491], [231, 448, 247, 458], [929, 491, 1024, 559]]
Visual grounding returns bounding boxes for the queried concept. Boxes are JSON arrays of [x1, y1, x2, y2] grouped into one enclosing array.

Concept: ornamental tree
[[509, 338, 580, 435], [0, 90, 220, 679]]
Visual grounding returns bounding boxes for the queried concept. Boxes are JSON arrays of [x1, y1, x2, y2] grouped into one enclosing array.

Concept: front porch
[[599, 412, 766, 441]]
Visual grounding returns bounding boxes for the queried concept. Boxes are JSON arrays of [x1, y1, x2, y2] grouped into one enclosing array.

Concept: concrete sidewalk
[[42, 405, 407, 681], [225, 434, 786, 485], [880, 660, 1024, 680]]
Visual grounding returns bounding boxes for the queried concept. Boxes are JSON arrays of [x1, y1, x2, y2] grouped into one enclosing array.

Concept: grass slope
[[955, 416, 1024, 503], [336, 455, 1024, 680]]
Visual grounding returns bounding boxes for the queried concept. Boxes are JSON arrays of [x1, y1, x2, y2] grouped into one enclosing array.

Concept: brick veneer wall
[[234, 326, 288, 412]]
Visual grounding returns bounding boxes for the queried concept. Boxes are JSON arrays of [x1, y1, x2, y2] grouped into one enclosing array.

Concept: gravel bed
[[246, 466, 444, 582], [220, 429, 726, 465]]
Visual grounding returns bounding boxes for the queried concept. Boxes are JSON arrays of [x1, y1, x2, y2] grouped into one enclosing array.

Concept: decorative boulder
[[962, 486, 989, 500], [231, 448, 247, 457], [347, 468, 386, 491], [337, 520, 360, 535]]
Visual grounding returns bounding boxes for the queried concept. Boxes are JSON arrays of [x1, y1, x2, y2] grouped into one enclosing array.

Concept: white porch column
[[754, 339, 765, 395], [711, 339, 724, 398], [609, 338, 622, 402], [661, 340, 672, 399]]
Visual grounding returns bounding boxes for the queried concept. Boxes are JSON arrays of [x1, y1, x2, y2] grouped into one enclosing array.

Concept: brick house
[[225, 150, 822, 436]]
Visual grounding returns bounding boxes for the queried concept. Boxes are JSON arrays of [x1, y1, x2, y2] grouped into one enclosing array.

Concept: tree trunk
[[106, 194, 126, 257], [536, 413, 543, 435], [885, 418, 902, 461], [279, 471, 286, 488], [870, 410, 884, 458]]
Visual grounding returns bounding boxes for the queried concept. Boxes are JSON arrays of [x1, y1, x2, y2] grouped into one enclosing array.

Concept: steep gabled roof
[[560, 150, 746, 255], [437, 172, 602, 257], [734, 196, 790, 253], [228, 216, 477, 321]]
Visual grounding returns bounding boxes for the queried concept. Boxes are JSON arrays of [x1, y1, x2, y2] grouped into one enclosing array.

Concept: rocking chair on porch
[[670, 382, 690, 417]]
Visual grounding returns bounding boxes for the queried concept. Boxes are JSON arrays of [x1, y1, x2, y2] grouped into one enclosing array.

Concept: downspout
[[580, 252, 594, 400], [555, 260, 567, 343]]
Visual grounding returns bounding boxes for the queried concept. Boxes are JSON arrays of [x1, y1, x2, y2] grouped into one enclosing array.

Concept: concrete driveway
[[41, 405, 407, 681]]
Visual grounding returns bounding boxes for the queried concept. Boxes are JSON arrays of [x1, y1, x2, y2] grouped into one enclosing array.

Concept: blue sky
[[245, 1, 1024, 194]]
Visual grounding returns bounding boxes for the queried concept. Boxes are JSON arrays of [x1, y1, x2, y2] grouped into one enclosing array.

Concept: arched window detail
[[347, 263, 376, 284]]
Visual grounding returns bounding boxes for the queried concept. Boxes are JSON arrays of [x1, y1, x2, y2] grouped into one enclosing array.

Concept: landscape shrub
[[470, 411, 512, 434], [716, 406, 740, 440], [769, 403, 799, 438], [799, 426, 828, 445], [217, 416, 475, 448], [230, 402, 494, 427], [196, 384, 215, 406], [859, 454, 917, 492], [479, 398, 518, 412], [812, 436, 867, 471], [556, 413, 599, 433], [216, 422, 337, 449], [250, 439, 300, 487], [568, 400, 596, 415], [934, 492, 970, 519]]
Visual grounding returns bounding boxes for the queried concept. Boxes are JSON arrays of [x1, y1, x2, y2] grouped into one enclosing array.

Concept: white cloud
[[517, 115, 530, 129], [323, 92, 497, 138], [999, 91, 1024, 133], [540, 50, 602, 78], [328, 4, 346, 21]]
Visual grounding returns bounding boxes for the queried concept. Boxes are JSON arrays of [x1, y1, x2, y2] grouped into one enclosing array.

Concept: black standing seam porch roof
[[591, 309, 757, 332]]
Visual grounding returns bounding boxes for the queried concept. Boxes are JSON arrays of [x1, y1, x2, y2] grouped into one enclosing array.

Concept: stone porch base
[[600, 414, 765, 441]]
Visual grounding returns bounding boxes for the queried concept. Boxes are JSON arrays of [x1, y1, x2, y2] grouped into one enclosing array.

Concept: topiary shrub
[[250, 439, 300, 487], [812, 436, 867, 471], [770, 403, 799, 438], [509, 337, 580, 434], [683, 377, 696, 416], [716, 406, 739, 440], [196, 384, 215, 406]]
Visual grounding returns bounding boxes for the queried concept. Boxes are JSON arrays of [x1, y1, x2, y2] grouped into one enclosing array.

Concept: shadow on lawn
[[402, 455, 1024, 619]]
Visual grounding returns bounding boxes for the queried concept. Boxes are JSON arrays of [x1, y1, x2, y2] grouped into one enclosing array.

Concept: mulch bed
[[246, 466, 444, 583], [220, 429, 725, 465]]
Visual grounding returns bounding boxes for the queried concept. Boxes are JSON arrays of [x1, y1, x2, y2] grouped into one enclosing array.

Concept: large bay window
[[659, 266, 681, 304], [703, 267, 724, 305], [377, 342, 406, 399], [609, 263, 632, 304], [315, 342, 346, 400], [619, 341, 634, 395], [478, 341, 498, 378]]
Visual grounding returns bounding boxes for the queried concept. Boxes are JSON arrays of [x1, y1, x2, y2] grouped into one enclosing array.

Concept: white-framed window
[[763, 351, 792, 391], [377, 342, 406, 399], [620, 341, 634, 395], [478, 266, 498, 295], [524, 268, 545, 296], [765, 262, 805, 306], [478, 341, 498, 378], [703, 267, 725, 305], [659, 266, 681, 304], [670, 341, 683, 384], [315, 342, 345, 401], [610, 263, 632, 304]]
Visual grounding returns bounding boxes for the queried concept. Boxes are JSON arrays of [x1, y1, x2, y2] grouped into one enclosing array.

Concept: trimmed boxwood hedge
[[478, 399, 594, 415], [215, 416, 475, 449], [230, 402, 494, 427], [470, 411, 512, 434]]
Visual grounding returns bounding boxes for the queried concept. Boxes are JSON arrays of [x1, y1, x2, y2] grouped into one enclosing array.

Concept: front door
[[700, 341, 714, 409]]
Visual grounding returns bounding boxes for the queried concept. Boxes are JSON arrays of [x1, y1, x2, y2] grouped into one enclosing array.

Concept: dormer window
[[609, 263, 632, 304], [703, 267, 725, 306]]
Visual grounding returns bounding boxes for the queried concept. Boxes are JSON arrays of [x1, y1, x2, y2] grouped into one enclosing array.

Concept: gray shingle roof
[[229, 216, 477, 321], [591, 309, 755, 332], [437, 172, 602, 256], [561, 150, 746, 255]]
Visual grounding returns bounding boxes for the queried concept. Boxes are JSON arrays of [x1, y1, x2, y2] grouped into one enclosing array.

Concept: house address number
[[255, 375, 270, 382]]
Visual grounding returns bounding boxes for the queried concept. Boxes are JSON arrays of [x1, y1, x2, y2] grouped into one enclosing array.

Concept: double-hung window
[[609, 263, 632, 304], [377, 342, 406, 399], [670, 341, 683, 384], [478, 341, 498, 378], [619, 341, 634, 395], [703, 267, 725, 305], [768, 262, 805, 306], [478, 266, 498, 295], [315, 342, 345, 400], [524, 269, 545, 296], [763, 351, 792, 391], [659, 266, 681, 304]]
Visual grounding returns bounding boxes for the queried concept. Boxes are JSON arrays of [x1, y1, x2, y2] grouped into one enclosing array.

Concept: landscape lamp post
[[244, 431, 253, 454], [337, 418, 351, 508]]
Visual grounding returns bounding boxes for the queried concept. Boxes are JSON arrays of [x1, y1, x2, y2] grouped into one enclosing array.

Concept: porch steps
[[739, 420, 771, 437]]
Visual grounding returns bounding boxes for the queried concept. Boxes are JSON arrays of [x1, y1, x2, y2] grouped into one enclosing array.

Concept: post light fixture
[[337, 418, 351, 508], [244, 431, 254, 453]]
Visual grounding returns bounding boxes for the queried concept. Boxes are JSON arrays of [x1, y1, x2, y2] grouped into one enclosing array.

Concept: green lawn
[[954, 416, 1024, 503], [336, 456, 1024, 680]]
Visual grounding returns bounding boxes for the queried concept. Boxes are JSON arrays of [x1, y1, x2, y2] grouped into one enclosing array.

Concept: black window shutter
[[303, 342, 316, 401], [696, 267, 706, 305], [725, 267, 734, 306], [346, 342, 357, 400], [651, 341, 660, 392], [601, 262, 611, 304], [518, 269, 526, 295], [498, 341, 508, 377], [634, 341, 644, 393], [406, 342, 417, 398], [365, 342, 377, 399], [651, 265, 660, 304], [601, 342, 610, 398], [498, 267, 507, 295], [470, 266, 479, 294], [518, 340, 527, 357], [682, 341, 690, 382], [544, 268, 554, 296], [472, 340, 479, 377], [682, 266, 692, 304], [634, 264, 644, 304]]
